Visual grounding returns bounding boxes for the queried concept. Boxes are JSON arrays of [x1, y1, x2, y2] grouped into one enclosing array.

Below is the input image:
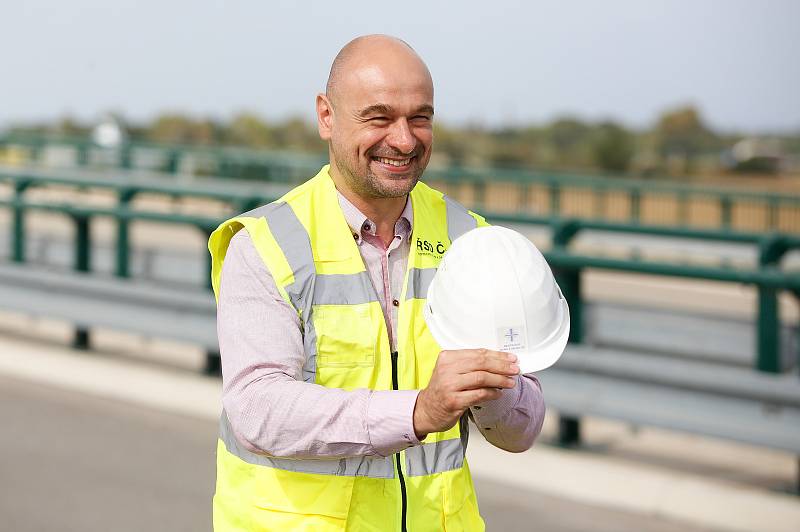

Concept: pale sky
[[2, 0, 798, 133]]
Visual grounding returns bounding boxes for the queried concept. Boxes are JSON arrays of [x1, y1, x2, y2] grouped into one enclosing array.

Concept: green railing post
[[630, 190, 641, 224], [551, 218, 581, 249], [549, 182, 561, 217], [721, 196, 733, 230], [558, 268, 583, 345], [119, 145, 132, 169], [551, 219, 583, 445], [550, 221, 584, 343], [756, 235, 789, 373], [73, 212, 92, 350], [204, 350, 222, 376], [12, 181, 31, 263], [74, 214, 91, 272], [166, 149, 180, 173], [757, 286, 780, 373], [116, 189, 137, 278], [76, 144, 89, 166]]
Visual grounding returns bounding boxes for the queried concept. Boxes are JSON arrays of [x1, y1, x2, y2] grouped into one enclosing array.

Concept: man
[[208, 35, 545, 532]]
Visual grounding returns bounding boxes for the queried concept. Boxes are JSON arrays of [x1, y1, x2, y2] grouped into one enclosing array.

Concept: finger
[[454, 371, 517, 391], [445, 349, 520, 376], [456, 387, 504, 408]]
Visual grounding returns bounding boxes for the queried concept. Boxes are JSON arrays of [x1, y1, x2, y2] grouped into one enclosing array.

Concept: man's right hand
[[413, 349, 520, 440]]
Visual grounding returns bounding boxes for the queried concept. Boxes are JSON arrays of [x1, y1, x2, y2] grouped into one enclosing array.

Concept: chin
[[371, 175, 418, 198]]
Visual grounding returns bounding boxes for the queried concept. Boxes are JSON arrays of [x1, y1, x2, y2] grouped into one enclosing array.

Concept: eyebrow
[[356, 103, 435, 118]]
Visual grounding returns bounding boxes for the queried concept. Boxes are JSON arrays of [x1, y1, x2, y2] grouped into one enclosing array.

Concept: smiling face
[[317, 37, 434, 199]]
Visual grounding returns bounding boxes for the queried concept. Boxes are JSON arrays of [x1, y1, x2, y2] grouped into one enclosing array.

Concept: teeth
[[377, 157, 411, 167]]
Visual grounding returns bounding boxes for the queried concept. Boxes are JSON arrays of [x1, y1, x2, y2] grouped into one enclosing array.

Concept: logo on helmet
[[498, 326, 527, 352]]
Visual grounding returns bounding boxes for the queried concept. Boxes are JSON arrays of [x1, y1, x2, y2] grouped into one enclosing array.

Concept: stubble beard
[[332, 143, 424, 200]]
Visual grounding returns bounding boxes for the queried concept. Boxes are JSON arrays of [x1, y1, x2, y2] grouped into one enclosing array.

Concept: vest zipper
[[391, 351, 408, 532]]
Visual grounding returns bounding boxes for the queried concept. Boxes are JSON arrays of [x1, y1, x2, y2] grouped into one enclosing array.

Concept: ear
[[316, 93, 333, 141]]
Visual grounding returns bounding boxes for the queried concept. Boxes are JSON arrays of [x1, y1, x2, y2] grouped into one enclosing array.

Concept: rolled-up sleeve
[[218, 230, 419, 459], [468, 374, 546, 453]]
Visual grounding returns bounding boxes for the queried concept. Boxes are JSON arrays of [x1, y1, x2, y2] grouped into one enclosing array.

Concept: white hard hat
[[424, 226, 570, 373]]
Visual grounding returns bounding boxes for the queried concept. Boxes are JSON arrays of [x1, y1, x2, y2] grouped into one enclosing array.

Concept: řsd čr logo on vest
[[416, 238, 446, 258]]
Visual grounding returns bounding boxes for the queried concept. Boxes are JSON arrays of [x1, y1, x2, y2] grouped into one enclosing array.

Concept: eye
[[367, 116, 390, 124], [411, 115, 432, 123]]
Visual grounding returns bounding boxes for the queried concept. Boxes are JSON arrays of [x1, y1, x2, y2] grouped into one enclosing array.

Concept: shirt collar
[[336, 190, 414, 243]]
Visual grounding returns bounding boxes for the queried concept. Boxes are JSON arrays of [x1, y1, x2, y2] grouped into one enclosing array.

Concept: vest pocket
[[314, 304, 379, 368], [215, 440, 355, 531]]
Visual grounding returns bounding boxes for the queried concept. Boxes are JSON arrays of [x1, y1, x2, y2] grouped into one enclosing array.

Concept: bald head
[[326, 35, 432, 105], [316, 34, 435, 202]]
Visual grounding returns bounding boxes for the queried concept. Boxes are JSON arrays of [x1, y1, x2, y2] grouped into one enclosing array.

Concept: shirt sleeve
[[218, 230, 420, 459], [468, 373, 546, 452]]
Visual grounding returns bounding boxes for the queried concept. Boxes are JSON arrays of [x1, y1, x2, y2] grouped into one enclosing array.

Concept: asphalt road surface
[[1, 376, 721, 532]]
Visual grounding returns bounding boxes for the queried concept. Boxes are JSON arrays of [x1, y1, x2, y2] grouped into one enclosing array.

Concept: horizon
[[3, 0, 798, 136]]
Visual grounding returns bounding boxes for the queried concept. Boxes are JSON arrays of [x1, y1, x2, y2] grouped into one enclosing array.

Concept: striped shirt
[[217, 191, 545, 458]]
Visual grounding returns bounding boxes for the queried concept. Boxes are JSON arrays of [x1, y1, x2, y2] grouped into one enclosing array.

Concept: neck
[[329, 166, 407, 247]]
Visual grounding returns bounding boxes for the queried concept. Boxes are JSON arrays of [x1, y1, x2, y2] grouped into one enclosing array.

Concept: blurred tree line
[[12, 105, 798, 177], [435, 106, 748, 176]]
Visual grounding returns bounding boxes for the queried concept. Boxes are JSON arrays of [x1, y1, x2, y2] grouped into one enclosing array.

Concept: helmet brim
[[424, 285, 570, 374], [515, 297, 570, 373]]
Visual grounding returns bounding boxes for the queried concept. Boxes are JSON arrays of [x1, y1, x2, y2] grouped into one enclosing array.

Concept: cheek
[[416, 128, 434, 149], [358, 131, 387, 156]]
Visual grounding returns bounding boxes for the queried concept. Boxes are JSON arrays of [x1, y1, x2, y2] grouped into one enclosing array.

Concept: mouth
[[371, 155, 416, 172]]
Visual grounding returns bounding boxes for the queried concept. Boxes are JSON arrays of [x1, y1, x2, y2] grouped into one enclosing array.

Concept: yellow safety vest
[[208, 166, 488, 531]]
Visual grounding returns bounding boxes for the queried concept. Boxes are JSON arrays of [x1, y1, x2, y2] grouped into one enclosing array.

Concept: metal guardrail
[[1, 191, 798, 372], [546, 218, 800, 375], [501, 216, 800, 448], [0, 261, 220, 372], [3, 259, 799, 460], [3, 133, 800, 233], [539, 352, 800, 456], [0, 166, 290, 278], [2, 177, 800, 472]]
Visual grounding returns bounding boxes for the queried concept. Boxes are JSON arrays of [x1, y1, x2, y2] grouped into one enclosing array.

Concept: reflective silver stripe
[[263, 202, 318, 382], [459, 412, 470, 454], [266, 203, 316, 316], [308, 271, 378, 380], [219, 411, 395, 478], [405, 267, 437, 300], [443, 195, 478, 242], [404, 438, 465, 477], [301, 323, 318, 383], [313, 272, 378, 306], [241, 202, 318, 382], [241, 202, 315, 314]]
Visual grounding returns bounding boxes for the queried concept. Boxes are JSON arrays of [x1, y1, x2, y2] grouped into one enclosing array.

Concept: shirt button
[[392, 299, 399, 307]]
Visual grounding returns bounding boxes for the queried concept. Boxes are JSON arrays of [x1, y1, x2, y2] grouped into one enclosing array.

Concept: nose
[[386, 118, 417, 155]]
